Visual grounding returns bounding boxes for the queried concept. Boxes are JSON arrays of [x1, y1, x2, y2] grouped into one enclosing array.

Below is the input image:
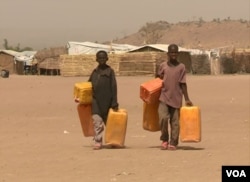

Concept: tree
[[3, 39, 33, 51], [139, 21, 170, 44], [3, 39, 9, 50]]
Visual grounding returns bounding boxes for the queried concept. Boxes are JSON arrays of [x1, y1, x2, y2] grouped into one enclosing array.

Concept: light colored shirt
[[158, 61, 186, 108]]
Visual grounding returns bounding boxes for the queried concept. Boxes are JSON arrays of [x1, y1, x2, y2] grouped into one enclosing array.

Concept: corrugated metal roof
[[0, 50, 37, 65], [14, 51, 37, 65], [0, 50, 19, 56], [128, 44, 211, 55]]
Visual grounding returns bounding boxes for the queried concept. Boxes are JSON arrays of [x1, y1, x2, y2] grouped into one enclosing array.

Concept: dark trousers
[[158, 102, 180, 146]]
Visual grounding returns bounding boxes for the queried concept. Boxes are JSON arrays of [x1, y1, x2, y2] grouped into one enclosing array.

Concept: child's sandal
[[168, 144, 177, 150], [93, 142, 102, 150], [160, 141, 168, 150]]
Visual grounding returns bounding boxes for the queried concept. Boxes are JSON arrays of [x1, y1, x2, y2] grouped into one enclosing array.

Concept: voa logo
[[226, 170, 246, 178]]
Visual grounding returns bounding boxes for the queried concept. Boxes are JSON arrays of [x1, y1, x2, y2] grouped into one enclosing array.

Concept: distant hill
[[112, 19, 250, 50]]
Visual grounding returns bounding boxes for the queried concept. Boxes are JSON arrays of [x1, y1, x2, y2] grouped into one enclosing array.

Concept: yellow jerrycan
[[105, 109, 128, 148], [74, 82, 92, 104], [180, 106, 201, 142]]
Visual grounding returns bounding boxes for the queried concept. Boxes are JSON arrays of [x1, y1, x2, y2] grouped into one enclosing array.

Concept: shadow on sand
[[148, 145, 205, 150], [83, 144, 204, 150], [83, 144, 129, 150]]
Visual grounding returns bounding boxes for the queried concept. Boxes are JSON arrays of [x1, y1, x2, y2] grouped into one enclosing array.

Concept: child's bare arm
[[180, 83, 193, 106]]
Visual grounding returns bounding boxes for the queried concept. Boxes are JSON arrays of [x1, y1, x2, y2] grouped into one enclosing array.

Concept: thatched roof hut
[[35, 47, 67, 75]]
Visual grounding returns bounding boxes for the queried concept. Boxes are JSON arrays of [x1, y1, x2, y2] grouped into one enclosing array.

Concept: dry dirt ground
[[0, 74, 249, 182]]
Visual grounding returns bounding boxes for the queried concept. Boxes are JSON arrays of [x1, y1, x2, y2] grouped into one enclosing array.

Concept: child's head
[[168, 44, 179, 53], [96, 50, 108, 66], [167, 44, 179, 61]]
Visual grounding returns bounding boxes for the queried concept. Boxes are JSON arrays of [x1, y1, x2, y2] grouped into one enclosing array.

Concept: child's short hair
[[168, 44, 179, 52], [96, 50, 108, 57]]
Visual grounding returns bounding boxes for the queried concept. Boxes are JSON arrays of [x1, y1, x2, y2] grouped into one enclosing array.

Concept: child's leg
[[158, 102, 170, 142], [169, 107, 180, 147], [92, 114, 104, 144]]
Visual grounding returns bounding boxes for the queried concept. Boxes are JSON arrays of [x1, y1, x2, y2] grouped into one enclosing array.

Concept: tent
[[67, 41, 138, 55], [14, 51, 37, 74]]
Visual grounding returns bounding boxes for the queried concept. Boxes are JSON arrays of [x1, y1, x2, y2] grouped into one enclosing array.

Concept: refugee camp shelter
[[128, 44, 214, 74], [128, 44, 194, 73], [67, 41, 138, 55], [0, 50, 18, 74], [60, 43, 213, 76], [35, 47, 67, 75], [60, 51, 168, 76], [220, 48, 250, 74], [14, 51, 37, 75]]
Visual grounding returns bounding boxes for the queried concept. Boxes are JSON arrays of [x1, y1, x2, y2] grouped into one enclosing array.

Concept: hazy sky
[[0, 0, 249, 50]]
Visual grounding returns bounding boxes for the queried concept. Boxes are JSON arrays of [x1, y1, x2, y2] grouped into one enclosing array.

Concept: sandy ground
[[0, 74, 249, 182]]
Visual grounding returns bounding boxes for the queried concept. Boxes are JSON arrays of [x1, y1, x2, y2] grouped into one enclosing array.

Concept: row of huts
[[0, 47, 67, 76], [1, 42, 249, 77]]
